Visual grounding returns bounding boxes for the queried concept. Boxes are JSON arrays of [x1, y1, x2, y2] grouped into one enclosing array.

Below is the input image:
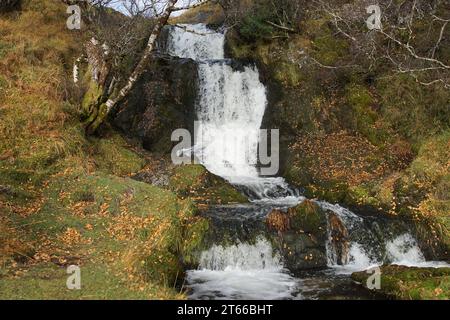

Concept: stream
[[165, 23, 448, 300]]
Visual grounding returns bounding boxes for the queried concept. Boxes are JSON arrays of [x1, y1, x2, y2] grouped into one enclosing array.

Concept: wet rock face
[[113, 56, 198, 153], [266, 200, 329, 271], [328, 211, 350, 265]]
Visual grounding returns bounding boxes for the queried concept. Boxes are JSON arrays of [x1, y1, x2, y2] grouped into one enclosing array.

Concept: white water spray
[[168, 24, 266, 180], [167, 24, 294, 198], [186, 238, 299, 300], [165, 23, 447, 300]]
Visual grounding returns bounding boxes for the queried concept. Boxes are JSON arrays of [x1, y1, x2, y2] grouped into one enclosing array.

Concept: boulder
[[328, 211, 350, 265], [265, 200, 329, 271], [168, 164, 248, 205], [287, 200, 327, 242], [113, 56, 198, 154], [351, 265, 450, 300]]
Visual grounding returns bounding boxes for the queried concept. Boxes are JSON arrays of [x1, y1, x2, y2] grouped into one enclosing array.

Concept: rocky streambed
[[182, 192, 449, 300]]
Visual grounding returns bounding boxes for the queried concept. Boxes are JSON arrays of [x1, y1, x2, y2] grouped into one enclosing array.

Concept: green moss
[[273, 61, 304, 87], [169, 164, 248, 204], [308, 18, 349, 66], [346, 185, 381, 208], [2, 169, 205, 296], [303, 180, 350, 204], [376, 75, 450, 145], [225, 31, 254, 60], [180, 217, 210, 266], [81, 79, 103, 117], [239, 14, 274, 42], [345, 83, 387, 145], [92, 133, 145, 176], [0, 261, 180, 300], [288, 200, 326, 236], [352, 265, 450, 300]]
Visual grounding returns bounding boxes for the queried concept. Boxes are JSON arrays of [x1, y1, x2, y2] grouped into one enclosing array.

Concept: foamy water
[[186, 238, 300, 300], [166, 23, 449, 300], [332, 234, 450, 274]]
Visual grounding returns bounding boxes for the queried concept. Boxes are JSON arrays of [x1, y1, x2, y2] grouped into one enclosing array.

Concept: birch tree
[[73, 0, 211, 134]]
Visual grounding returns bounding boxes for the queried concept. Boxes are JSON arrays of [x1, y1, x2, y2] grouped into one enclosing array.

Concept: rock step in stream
[[164, 23, 448, 300]]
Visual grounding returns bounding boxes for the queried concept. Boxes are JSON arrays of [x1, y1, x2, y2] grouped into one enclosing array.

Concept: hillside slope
[[0, 0, 208, 299]]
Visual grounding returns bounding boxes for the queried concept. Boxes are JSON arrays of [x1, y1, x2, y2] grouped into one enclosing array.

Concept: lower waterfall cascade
[[165, 24, 449, 300]]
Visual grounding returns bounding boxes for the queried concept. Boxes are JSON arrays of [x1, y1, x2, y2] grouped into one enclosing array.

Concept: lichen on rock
[[168, 164, 248, 205]]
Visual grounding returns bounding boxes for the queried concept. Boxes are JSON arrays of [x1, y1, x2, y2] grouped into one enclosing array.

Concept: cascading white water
[[165, 23, 447, 300], [167, 24, 296, 199], [318, 202, 449, 272], [167, 24, 265, 179], [385, 234, 448, 268], [167, 24, 225, 60], [167, 24, 302, 300], [186, 238, 299, 300], [386, 234, 425, 265], [195, 61, 267, 178], [198, 238, 283, 271]]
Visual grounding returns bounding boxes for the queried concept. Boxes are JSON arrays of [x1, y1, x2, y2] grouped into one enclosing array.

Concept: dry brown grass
[[289, 131, 392, 186], [0, 0, 84, 170], [170, 1, 224, 25]]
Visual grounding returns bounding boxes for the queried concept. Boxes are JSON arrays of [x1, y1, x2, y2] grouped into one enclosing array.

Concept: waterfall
[[322, 205, 449, 272], [186, 238, 299, 300], [167, 24, 225, 60], [167, 24, 301, 299], [198, 238, 283, 271], [165, 23, 447, 300], [166, 24, 297, 200], [167, 24, 264, 179]]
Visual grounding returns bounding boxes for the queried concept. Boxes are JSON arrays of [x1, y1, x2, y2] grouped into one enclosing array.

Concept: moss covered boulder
[[287, 200, 327, 241], [169, 164, 248, 205], [113, 56, 198, 154], [265, 200, 328, 271], [351, 265, 450, 300]]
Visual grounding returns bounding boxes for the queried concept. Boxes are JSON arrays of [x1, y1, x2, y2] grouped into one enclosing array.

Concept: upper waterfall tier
[[166, 24, 225, 60], [166, 24, 269, 181]]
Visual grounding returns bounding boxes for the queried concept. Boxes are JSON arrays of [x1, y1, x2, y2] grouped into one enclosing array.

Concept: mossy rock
[[303, 180, 350, 205], [265, 206, 328, 271], [345, 185, 382, 210], [91, 133, 145, 176], [287, 200, 327, 241], [180, 216, 211, 267], [351, 265, 450, 300], [169, 164, 248, 205]]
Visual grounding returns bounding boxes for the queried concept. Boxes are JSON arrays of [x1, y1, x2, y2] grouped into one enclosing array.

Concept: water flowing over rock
[[327, 211, 350, 265], [162, 23, 449, 300], [186, 238, 300, 300], [167, 24, 267, 180]]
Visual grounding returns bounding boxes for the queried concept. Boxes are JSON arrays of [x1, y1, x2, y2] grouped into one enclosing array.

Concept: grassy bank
[[0, 0, 210, 299]]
